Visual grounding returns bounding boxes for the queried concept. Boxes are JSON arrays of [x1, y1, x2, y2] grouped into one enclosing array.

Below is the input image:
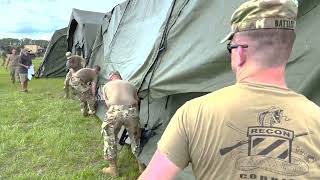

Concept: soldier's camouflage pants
[[101, 105, 141, 161], [9, 67, 19, 83], [70, 76, 96, 114], [78, 90, 96, 114], [64, 71, 78, 98]]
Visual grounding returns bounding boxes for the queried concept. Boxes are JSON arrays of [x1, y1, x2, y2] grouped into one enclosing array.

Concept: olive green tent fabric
[[94, 0, 174, 85], [88, 26, 104, 73], [89, 0, 320, 103], [287, 0, 320, 104], [36, 27, 68, 78], [67, 9, 105, 63], [91, 0, 174, 127], [88, 1, 129, 74], [141, 0, 320, 101], [89, 0, 320, 179], [91, 0, 320, 126], [91, 1, 130, 120]]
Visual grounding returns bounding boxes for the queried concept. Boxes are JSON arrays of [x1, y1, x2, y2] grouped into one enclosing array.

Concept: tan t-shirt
[[7, 54, 20, 67], [73, 68, 98, 83], [103, 80, 138, 106], [158, 82, 320, 180]]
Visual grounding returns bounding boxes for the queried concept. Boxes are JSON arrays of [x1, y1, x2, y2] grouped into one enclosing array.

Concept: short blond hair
[[236, 29, 295, 67]]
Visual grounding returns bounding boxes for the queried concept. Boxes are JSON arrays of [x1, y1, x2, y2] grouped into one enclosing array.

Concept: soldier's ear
[[237, 47, 246, 67]]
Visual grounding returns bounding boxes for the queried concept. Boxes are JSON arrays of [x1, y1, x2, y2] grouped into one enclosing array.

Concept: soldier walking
[[5, 48, 20, 84], [18, 48, 32, 92]]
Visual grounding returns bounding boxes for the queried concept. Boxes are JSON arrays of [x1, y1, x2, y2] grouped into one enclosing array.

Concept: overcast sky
[[0, 0, 125, 40]]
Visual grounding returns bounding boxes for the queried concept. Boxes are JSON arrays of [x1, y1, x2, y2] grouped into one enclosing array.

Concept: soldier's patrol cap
[[220, 0, 299, 43], [65, 51, 72, 59], [108, 71, 121, 80]]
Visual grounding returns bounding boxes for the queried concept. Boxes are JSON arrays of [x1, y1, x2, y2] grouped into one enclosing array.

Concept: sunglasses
[[227, 42, 248, 53]]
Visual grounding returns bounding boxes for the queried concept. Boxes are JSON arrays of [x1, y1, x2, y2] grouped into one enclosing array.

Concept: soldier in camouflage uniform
[[5, 48, 20, 84], [101, 71, 145, 177], [64, 52, 84, 99], [69, 65, 101, 116], [1, 51, 7, 67]]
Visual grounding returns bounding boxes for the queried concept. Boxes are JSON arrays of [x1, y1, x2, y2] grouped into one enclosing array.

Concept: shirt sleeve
[[157, 103, 191, 169]]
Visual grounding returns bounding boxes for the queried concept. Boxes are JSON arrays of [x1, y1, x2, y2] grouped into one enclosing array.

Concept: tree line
[[0, 38, 49, 54]]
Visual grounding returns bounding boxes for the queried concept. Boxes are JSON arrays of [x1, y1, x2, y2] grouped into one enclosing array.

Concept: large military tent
[[36, 27, 68, 78], [88, 1, 127, 79], [88, 0, 320, 179], [67, 8, 105, 64]]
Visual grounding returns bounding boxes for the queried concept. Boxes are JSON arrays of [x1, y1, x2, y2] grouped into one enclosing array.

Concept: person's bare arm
[[104, 97, 108, 105], [91, 81, 97, 95], [18, 63, 29, 69], [91, 75, 99, 95], [134, 91, 139, 101], [102, 85, 108, 105], [134, 90, 140, 108], [18, 57, 29, 69], [5, 57, 10, 69], [138, 149, 181, 180]]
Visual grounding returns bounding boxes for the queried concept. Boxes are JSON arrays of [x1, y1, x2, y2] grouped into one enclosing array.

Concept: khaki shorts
[[19, 73, 28, 82]]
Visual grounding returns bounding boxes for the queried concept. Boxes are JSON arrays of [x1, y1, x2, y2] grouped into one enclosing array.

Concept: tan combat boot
[[102, 160, 119, 177]]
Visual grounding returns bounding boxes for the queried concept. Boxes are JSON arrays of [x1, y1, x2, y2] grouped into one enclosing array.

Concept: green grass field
[[0, 58, 139, 179]]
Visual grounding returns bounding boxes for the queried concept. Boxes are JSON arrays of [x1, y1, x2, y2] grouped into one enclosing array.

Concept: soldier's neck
[[237, 66, 288, 89]]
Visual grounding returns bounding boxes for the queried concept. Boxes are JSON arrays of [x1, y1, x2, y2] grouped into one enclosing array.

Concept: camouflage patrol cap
[[220, 0, 299, 43], [108, 71, 121, 80], [65, 51, 72, 59]]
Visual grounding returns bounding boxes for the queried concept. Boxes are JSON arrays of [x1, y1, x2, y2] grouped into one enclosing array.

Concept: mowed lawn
[[0, 58, 139, 179]]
